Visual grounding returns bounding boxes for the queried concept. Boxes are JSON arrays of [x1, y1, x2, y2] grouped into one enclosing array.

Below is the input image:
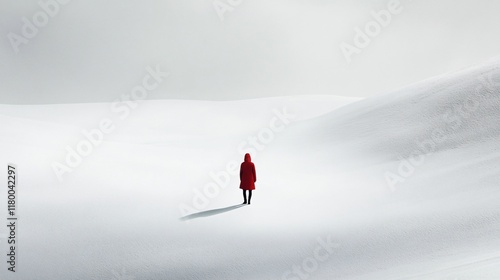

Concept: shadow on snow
[[180, 204, 246, 221]]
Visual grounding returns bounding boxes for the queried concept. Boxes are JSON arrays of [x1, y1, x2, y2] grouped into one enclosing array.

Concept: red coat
[[240, 153, 256, 190]]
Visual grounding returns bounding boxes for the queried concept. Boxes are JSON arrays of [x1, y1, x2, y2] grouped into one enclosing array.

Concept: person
[[240, 153, 256, 204]]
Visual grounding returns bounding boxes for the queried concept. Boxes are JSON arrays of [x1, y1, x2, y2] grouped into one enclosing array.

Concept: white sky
[[1, 0, 500, 104]]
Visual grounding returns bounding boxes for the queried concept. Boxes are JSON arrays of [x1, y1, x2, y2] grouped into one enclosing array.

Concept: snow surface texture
[[0, 61, 499, 280]]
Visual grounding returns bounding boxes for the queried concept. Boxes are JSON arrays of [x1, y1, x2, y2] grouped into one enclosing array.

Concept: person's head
[[244, 153, 251, 162]]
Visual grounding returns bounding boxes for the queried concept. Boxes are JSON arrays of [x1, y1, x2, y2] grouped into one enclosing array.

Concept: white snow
[[0, 61, 499, 280]]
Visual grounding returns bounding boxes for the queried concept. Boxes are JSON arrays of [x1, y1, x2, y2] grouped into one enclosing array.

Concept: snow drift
[[0, 61, 500, 280]]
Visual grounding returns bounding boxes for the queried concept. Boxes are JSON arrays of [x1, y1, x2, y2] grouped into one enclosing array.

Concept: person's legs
[[248, 190, 252, 205], [243, 190, 247, 204]]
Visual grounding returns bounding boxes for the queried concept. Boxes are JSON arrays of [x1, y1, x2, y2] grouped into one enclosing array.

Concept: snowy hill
[[272, 60, 500, 279], [293, 60, 500, 162], [0, 61, 500, 280]]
